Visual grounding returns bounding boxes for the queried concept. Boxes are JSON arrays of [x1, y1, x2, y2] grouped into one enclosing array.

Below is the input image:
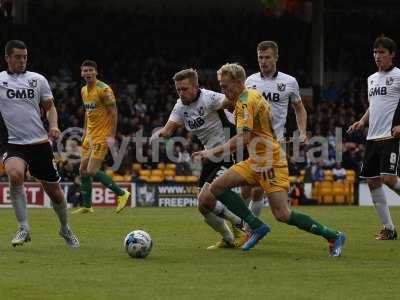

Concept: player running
[[0, 40, 79, 248], [72, 60, 130, 214], [150, 68, 246, 249], [241, 40, 307, 224], [194, 63, 345, 256]]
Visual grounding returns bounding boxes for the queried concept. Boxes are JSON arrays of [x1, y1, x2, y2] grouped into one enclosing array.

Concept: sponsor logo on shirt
[[6, 89, 35, 99], [84, 102, 97, 111]]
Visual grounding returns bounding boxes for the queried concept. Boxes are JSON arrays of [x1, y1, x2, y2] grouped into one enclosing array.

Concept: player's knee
[[7, 169, 25, 186], [367, 177, 382, 190], [85, 170, 97, 177], [273, 209, 290, 223], [382, 176, 397, 189], [198, 183, 216, 213]]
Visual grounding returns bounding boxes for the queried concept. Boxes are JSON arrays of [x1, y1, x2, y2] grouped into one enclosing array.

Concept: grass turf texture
[[0, 207, 399, 300]]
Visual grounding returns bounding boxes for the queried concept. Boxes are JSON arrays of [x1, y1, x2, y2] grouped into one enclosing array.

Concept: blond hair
[[217, 63, 246, 84]]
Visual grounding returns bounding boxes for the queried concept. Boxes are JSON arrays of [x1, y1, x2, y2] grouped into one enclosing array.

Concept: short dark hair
[[257, 40, 279, 55], [81, 59, 98, 70], [173, 68, 198, 85], [5, 40, 27, 56], [373, 36, 397, 54]]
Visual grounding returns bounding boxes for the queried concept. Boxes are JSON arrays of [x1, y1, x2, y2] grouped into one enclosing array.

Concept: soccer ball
[[124, 230, 153, 258]]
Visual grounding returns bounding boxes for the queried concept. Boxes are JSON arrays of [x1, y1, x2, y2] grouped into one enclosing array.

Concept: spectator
[[332, 162, 346, 181], [312, 161, 325, 182]]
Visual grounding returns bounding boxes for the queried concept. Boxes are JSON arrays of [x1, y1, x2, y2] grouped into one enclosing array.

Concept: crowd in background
[[0, 9, 390, 185]]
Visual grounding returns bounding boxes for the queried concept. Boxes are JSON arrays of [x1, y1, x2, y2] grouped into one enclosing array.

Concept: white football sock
[[249, 200, 264, 218], [204, 212, 234, 243], [10, 185, 29, 230], [52, 199, 70, 234], [371, 186, 394, 230], [213, 201, 242, 226]]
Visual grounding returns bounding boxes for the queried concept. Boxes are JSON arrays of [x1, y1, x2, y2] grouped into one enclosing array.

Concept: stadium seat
[[132, 163, 142, 172], [166, 163, 176, 170], [163, 169, 176, 177], [113, 174, 125, 182], [147, 175, 164, 183], [344, 180, 354, 204], [139, 169, 151, 177], [185, 176, 198, 183], [139, 175, 149, 182], [123, 175, 132, 182], [312, 181, 321, 201], [174, 176, 186, 182], [319, 181, 333, 204], [157, 163, 166, 169], [332, 181, 346, 204], [324, 170, 333, 181], [152, 169, 163, 176], [346, 170, 356, 182]]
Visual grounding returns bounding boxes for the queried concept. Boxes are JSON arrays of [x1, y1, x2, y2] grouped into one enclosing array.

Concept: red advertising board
[[0, 182, 133, 208], [0, 182, 45, 207]]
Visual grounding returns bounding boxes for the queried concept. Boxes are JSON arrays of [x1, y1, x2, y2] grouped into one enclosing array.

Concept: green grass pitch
[[0, 206, 399, 300]]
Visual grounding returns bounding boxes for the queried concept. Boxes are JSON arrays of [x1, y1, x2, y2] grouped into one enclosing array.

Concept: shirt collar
[[260, 70, 278, 79], [7, 69, 27, 75], [382, 65, 395, 73]]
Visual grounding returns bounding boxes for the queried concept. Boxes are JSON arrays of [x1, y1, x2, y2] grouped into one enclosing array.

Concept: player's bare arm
[[106, 103, 118, 145], [291, 100, 307, 143], [103, 89, 118, 145], [192, 130, 251, 160], [41, 97, 60, 140], [221, 97, 235, 111], [347, 108, 369, 133], [82, 112, 88, 141], [149, 120, 180, 143]]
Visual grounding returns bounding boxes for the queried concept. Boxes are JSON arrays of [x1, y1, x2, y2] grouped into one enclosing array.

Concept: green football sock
[[93, 171, 124, 196], [80, 176, 93, 208], [216, 190, 263, 230], [288, 210, 338, 240]]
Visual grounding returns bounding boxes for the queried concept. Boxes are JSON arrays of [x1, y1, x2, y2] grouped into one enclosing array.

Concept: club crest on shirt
[[386, 77, 394, 86], [197, 106, 205, 116], [28, 79, 38, 88], [277, 83, 286, 91]]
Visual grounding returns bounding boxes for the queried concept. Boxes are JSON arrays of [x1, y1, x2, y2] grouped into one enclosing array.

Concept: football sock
[[80, 176, 93, 208], [288, 210, 338, 241], [213, 201, 242, 226], [216, 190, 263, 230], [94, 171, 124, 196], [52, 199, 70, 233], [204, 212, 234, 243], [371, 186, 394, 230], [249, 200, 264, 217], [10, 185, 29, 230]]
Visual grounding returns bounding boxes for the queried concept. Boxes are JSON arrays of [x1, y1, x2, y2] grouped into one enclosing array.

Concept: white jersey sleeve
[[288, 78, 301, 103], [38, 75, 54, 101], [204, 90, 225, 111], [168, 101, 184, 125]]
